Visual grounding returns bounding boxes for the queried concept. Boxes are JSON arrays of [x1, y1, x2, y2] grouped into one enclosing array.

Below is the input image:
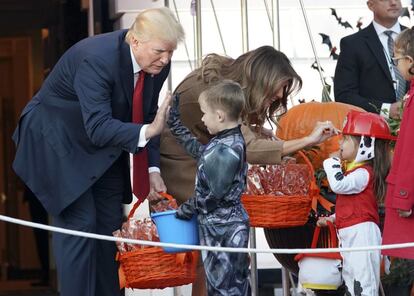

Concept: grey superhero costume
[[167, 94, 250, 296]]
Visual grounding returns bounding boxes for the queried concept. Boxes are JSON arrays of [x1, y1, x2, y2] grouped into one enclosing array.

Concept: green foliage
[[368, 99, 404, 138], [382, 258, 414, 286], [321, 84, 332, 103], [315, 167, 327, 189], [381, 103, 403, 137]]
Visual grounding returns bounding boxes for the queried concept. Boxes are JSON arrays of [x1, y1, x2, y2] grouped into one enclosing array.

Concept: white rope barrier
[[1, 214, 414, 254]]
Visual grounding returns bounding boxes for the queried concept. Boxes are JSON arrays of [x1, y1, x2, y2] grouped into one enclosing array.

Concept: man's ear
[[131, 36, 140, 49], [366, 0, 374, 12]]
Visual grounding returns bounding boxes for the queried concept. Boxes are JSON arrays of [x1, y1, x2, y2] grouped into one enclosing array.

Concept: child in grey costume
[[167, 80, 250, 295]]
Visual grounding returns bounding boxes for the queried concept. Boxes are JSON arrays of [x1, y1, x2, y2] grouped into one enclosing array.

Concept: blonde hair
[[126, 7, 185, 45], [199, 80, 245, 121], [195, 46, 302, 127]]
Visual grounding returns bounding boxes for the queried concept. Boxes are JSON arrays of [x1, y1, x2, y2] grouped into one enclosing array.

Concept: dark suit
[[12, 29, 169, 296], [334, 23, 406, 113]]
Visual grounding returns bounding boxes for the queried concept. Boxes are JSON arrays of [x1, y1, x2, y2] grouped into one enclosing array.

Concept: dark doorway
[[0, 1, 90, 293]]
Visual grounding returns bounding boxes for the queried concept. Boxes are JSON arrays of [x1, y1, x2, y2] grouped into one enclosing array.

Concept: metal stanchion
[[240, 0, 249, 53], [288, 271, 298, 296], [87, 0, 94, 37], [281, 267, 290, 296], [249, 227, 259, 295]]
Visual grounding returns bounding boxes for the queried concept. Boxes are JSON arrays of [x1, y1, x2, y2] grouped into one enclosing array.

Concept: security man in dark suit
[[334, 0, 407, 119], [12, 7, 184, 296]]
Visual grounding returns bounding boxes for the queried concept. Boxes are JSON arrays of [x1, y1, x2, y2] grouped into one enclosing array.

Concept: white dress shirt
[[372, 20, 401, 118]]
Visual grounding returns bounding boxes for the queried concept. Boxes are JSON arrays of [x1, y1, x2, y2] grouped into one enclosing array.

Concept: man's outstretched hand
[[145, 92, 172, 139]]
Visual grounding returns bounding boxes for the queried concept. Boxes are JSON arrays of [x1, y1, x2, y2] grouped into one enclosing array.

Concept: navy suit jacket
[[334, 23, 407, 113], [12, 30, 170, 215]]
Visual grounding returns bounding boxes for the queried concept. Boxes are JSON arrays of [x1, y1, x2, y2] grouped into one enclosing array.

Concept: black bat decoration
[[319, 33, 340, 60], [311, 61, 324, 72], [401, 7, 410, 19], [319, 33, 333, 50], [330, 8, 353, 29], [356, 17, 363, 31], [330, 46, 339, 60]]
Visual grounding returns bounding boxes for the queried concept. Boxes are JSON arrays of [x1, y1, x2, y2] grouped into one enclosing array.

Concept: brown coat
[[160, 72, 284, 204]]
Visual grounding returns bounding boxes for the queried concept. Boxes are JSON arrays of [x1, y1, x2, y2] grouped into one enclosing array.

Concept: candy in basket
[[246, 156, 311, 196], [241, 151, 315, 228], [113, 196, 197, 290]]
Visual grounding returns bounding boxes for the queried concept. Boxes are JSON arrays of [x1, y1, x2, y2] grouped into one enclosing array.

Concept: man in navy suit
[[12, 7, 184, 296], [334, 0, 407, 119]]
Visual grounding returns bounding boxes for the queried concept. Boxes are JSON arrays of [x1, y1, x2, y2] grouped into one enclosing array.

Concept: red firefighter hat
[[342, 110, 396, 140]]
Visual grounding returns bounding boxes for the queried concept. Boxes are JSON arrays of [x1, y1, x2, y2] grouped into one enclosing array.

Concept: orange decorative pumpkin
[[276, 101, 364, 169]]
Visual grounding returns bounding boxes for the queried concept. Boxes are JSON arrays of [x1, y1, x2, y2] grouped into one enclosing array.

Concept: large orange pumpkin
[[276, 101, 364, 169]]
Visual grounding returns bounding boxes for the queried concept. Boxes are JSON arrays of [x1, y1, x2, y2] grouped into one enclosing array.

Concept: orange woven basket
[[242, 151, 317, 228], [117, 196, 198, 289], [118, 247, 198, 289]]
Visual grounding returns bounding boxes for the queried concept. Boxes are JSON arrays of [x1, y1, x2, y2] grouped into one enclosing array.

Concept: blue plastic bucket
[[151, 210, 199, 253]]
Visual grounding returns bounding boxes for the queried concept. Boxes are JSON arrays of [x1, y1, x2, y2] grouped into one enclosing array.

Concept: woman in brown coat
[[159, 45, 338, 295]]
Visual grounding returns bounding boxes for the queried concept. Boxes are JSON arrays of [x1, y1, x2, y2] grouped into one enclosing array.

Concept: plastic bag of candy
[[113, 217, 159, 254], [149, 192, 179, 213]]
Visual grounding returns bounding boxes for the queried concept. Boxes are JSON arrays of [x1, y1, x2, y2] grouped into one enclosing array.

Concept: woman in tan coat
[[159, 45, 338, 295]]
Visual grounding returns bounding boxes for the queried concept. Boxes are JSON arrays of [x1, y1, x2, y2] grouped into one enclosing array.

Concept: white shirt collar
[[129, 46, 141, 75], [373, 20, 401, 37]]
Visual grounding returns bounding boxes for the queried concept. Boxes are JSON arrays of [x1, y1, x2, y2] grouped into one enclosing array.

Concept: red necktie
[[132, 71, 150, 204]]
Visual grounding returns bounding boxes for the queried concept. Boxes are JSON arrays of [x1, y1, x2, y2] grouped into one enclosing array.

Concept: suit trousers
[[25, 188, 50, 282], [52, 158, 125, 296]]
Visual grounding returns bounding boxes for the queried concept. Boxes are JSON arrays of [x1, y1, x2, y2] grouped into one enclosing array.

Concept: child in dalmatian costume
[[318, 110, 395, 296], [167, 81, 250, 296]]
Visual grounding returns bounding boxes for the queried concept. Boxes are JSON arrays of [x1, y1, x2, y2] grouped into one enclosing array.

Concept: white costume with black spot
[[324, 158, 381, 296]]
